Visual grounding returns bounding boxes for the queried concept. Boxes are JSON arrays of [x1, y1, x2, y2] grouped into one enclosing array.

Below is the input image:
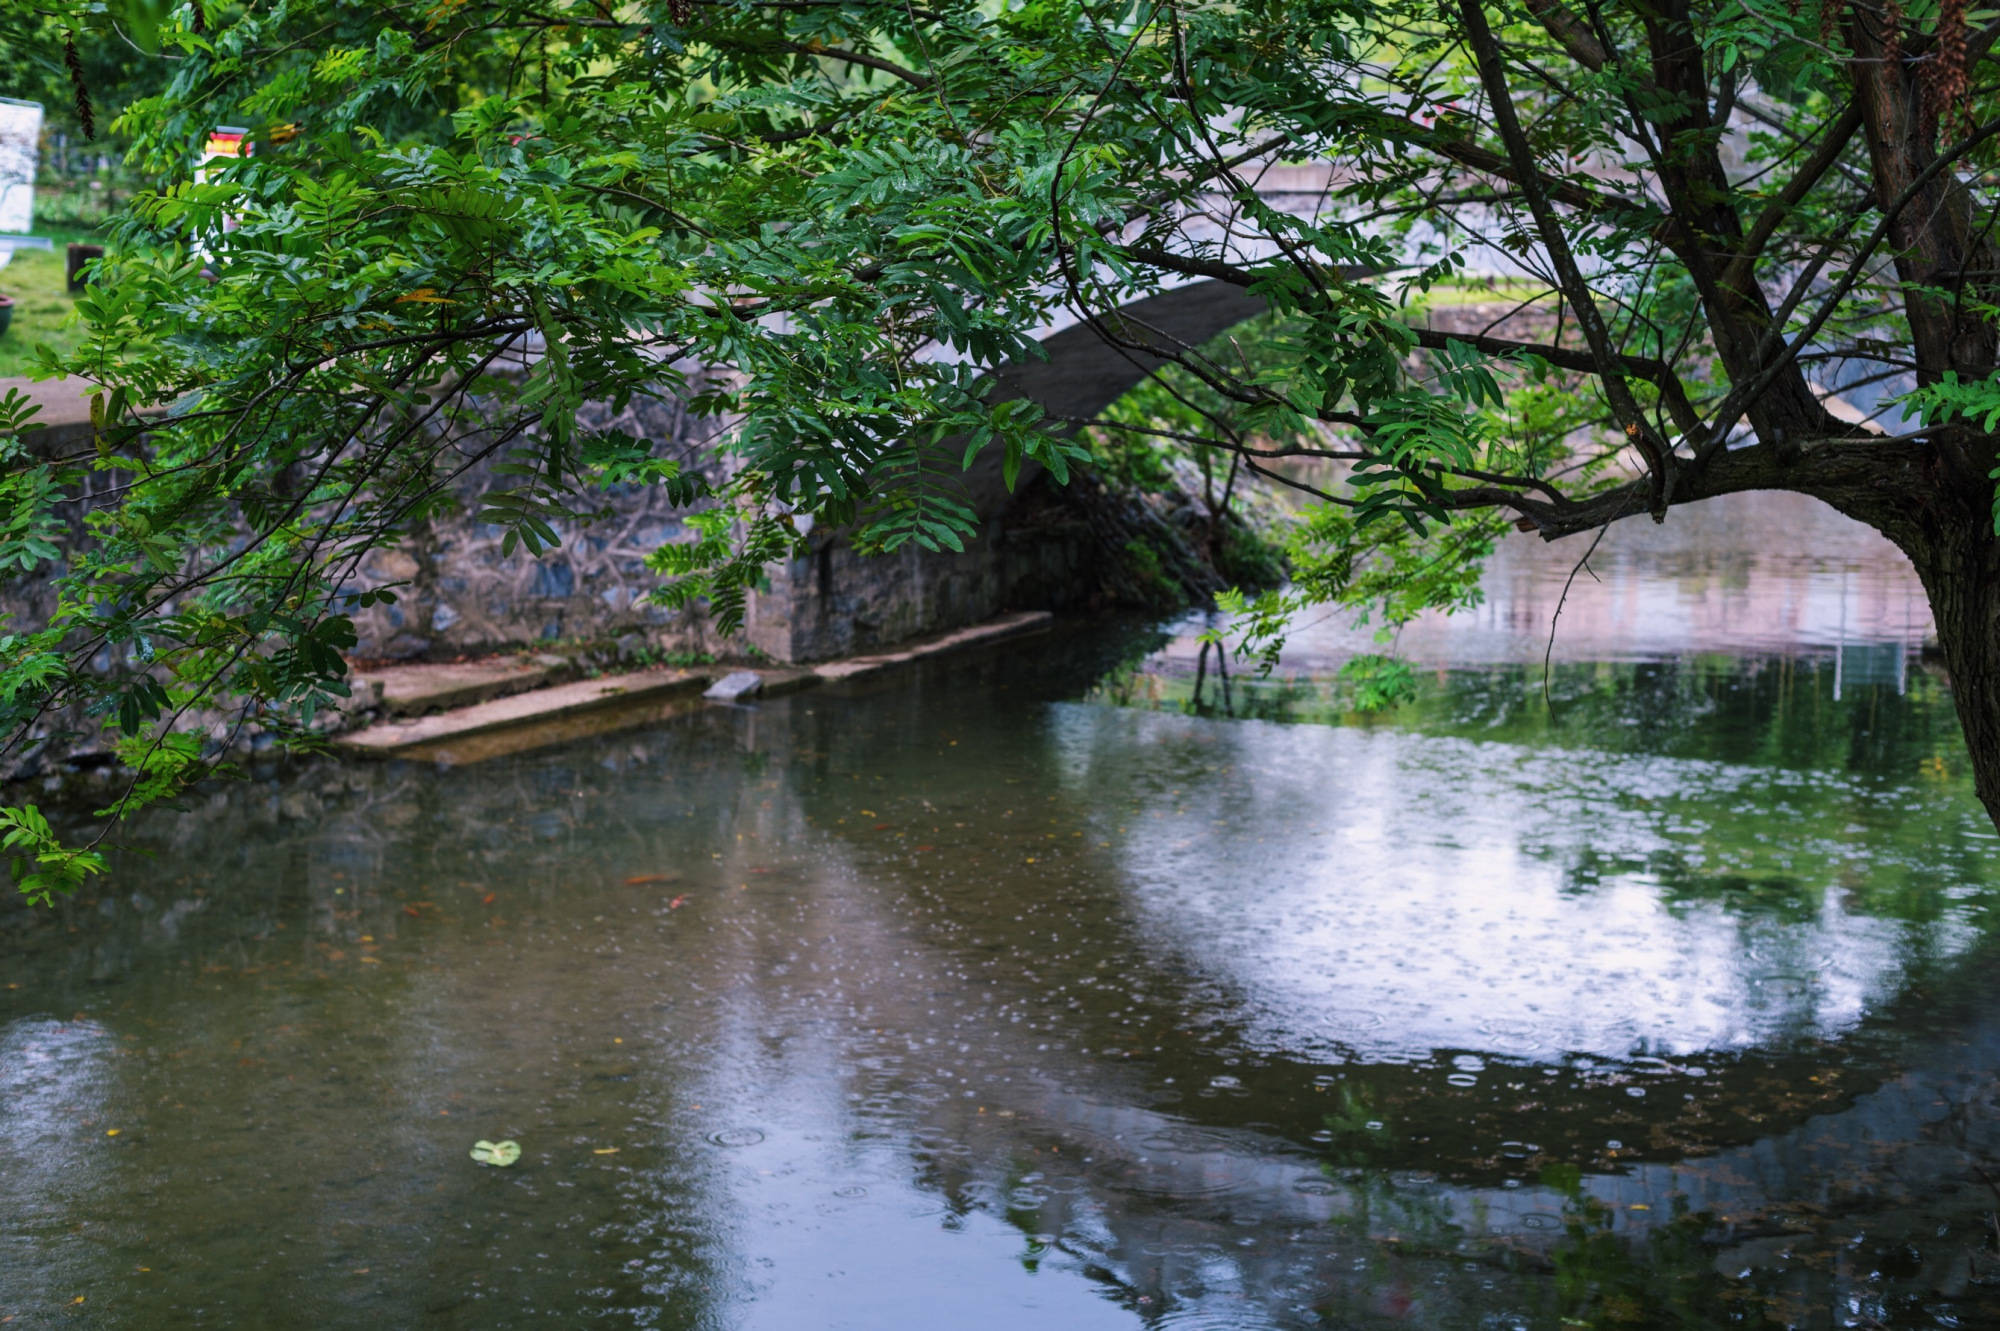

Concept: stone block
[[703, 670, 765, 701]]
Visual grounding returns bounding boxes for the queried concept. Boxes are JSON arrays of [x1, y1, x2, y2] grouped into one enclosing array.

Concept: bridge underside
[[742, 281, 1269, 662]]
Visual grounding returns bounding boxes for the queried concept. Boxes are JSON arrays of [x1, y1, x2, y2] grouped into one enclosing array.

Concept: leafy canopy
[[2, 0, 1999, 893]]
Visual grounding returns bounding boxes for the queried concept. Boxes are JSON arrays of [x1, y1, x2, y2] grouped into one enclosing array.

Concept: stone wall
[[327, 390, 1099, 665], [340, 392, 729, 661], [744, 491, 1097, 662]]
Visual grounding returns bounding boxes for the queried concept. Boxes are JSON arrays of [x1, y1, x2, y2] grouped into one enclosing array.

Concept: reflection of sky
[[664, 864, 1178, 1331], [1157, 490, 1933, 670], [0, 1016, 116, 1310], [1050, 705, 1959, 1062]]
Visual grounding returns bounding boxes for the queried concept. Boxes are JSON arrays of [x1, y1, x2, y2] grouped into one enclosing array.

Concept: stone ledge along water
[[339, 610, 1054, 760]]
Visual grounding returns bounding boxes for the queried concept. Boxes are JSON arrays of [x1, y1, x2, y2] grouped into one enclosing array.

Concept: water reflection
[[1052, 704, 1984, 1061], [2, 566, 1997, 1327], [1149, 489, 1934, 673]]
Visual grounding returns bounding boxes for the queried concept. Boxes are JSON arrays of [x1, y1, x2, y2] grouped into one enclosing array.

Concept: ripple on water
[[1115, 1166, 1254, 1203], [707, 1128, 765, 1148], [1136, 1124, 1251, 1157], [1155, 1309, 1281, 1331]]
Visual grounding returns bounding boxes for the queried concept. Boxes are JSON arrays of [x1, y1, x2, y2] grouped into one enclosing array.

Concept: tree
[[0, 0, 1997, 898]]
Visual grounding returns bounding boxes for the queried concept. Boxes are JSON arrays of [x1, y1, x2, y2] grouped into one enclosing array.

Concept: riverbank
[[0, 610, 1058, 801], [337, 610, 1053, 762]]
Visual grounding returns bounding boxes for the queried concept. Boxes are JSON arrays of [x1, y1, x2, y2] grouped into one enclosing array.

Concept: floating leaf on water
[[625, 873, 677, 885], [470, 1139, 521, 1167]]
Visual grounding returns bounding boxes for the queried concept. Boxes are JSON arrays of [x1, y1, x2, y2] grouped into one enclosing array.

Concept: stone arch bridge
[[347, 275, 1276, 664], [343, 165, 1388, 662], [11, 164, 1535, 664]]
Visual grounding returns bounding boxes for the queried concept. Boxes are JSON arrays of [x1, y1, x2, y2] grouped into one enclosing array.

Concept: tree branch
[[1718, 100, 1866, 294], [771, 39, 932, 89], [1457, 0, 1674, 508], [1523, 0, 1608, 69]]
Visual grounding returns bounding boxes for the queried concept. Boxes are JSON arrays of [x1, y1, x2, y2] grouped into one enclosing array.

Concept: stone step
[[337, 668, 711, 756], [357, 654, 572, 718], [336, 610, 1055, 762], [812, 610, 1053, 682]]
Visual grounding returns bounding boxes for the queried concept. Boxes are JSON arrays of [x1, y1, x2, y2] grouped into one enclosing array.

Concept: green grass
[[0, 237, 88, 380], [1400, 275, 1556, 312]]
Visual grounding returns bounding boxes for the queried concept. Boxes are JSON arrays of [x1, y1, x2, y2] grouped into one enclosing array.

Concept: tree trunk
[[1799, 460, 2000, 830], [1901, 511, 2000, 830]]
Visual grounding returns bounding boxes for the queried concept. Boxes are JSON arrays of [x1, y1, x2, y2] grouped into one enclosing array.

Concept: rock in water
[[703, 671, 764, 701]]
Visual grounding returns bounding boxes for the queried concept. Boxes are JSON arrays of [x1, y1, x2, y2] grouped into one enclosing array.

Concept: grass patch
[[1400, 276, 1556, 312], [0, 230, 99, 380]]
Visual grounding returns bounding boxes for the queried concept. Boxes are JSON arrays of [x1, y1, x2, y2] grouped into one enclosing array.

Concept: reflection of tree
[[1095, 654, 1996, 938], [15, 643, 2000, 1328]]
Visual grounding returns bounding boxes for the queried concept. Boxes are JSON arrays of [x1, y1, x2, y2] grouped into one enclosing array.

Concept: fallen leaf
[[470, 1139, 521, 1167], [873, 823, 892, 831], [914, 845, 935, 852], [482, 893, 496, 905], [104, 1129, 119, 1137], [402, 906, 422, 918], [667, 896, 686, 909], [593, 1147, 620, 1155], [625, 873, 677, 885]]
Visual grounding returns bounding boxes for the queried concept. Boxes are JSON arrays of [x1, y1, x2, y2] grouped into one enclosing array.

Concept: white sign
[[0, 98, 42, 235]]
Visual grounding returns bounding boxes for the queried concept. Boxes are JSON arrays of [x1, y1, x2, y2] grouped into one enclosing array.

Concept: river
[[2, 493, 1995, 1329]]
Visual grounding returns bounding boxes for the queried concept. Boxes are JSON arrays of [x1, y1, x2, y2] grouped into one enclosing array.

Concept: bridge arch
[[745, 280, 1272, 662]]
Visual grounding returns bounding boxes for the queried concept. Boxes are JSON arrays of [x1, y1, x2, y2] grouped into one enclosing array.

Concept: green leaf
[[470, 1139, 521, 1167]]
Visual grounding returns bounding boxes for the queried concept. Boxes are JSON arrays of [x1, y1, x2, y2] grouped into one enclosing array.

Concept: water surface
[[3, 496, 1997, 1330]]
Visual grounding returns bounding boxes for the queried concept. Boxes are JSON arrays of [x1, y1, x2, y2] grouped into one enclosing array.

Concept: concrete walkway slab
[[377, 690, 711, 765], [338, 667, 710, 756], [3, 374, 95, 431], [358, 656, 569, 718], [331, 611, 1053, 765], [812, 611, 1053, 682]]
